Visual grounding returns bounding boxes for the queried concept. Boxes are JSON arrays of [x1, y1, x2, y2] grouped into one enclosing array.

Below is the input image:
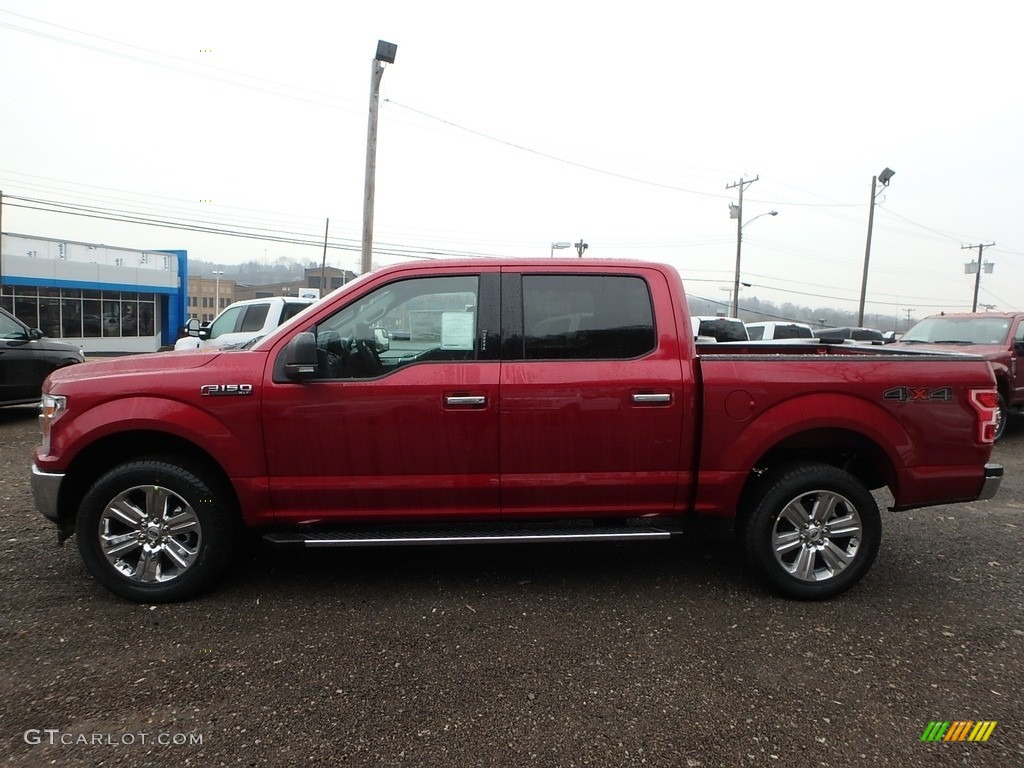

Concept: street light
[[729, 208, 778, 317], [361, 40, 398, 275], [212, 270, 224, 315], [858, 166, 894, 326], [550, 241, 571, 258]]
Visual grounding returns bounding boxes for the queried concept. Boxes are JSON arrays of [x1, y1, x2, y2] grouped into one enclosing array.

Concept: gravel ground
[[1, 404, 1021, 767]]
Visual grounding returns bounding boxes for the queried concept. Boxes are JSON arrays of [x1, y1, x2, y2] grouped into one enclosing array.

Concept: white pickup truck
[[174, 296, 315, 352]]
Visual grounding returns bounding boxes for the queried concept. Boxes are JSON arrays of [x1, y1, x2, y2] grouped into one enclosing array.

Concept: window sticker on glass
[[441, 312, 475, 350]]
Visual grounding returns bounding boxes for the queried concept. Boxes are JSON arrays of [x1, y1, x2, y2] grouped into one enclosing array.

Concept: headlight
[[39, 393, 67, 455]]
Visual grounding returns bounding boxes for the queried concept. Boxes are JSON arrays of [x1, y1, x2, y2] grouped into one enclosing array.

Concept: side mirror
[[282, 332, 320, 380], [197, 324, 212, 340], [184, 318, 202, 337], [374, 327, 390, 352], [29, 328, 45, 340]]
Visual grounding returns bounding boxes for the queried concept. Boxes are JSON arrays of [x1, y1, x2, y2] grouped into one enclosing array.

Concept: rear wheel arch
[[737, 427, 894, 514]]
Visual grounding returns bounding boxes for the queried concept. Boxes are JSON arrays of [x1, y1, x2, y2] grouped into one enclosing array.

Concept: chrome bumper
[[31, 464, 64, 523], [978, 463, 1003, 502]]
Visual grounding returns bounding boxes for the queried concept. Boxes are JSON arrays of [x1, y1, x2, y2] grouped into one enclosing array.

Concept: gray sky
[[1, 0, 1020, 319]]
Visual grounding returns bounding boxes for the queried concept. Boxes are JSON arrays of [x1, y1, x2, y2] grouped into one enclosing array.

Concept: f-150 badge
[[201, 384, 254, 396]]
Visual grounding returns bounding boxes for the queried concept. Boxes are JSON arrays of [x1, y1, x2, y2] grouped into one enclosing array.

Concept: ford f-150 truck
[[895, 311, 1024, 440], [30, 260, 1003, 603]]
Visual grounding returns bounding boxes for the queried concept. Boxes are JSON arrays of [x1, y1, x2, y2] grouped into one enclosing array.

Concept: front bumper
[[977, 463, 1003, 501], [31, 463, 64, 523]]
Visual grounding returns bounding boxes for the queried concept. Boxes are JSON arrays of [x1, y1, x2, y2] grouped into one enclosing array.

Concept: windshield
[[902, 316, 1011, 345]]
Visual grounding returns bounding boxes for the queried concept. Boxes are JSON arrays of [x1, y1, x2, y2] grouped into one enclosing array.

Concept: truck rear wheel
[[75, 459, 237, 602], [740, 463, 880, 600]]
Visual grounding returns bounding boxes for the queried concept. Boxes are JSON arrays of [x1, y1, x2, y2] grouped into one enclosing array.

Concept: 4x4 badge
[[884, 386, 953, 402]]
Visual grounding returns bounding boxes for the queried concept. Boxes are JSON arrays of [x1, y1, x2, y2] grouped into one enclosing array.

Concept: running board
[[264, 525, 676, 548]]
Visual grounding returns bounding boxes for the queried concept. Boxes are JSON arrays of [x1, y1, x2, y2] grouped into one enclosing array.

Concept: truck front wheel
[[994, 394, 1008, 441], [75, 459, 238, 602], [740, 463, 881, 600]]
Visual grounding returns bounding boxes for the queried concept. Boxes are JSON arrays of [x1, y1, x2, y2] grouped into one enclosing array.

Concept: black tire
[[76, 459, 238, 602], [994, 394, 1008, 441], [739, 463, 881, 600]]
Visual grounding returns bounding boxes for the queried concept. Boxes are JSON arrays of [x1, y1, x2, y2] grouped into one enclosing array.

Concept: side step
[[264, 525, 677, 548]]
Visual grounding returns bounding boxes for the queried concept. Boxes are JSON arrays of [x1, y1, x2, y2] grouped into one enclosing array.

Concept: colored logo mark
[[921, 721, 997, 742]]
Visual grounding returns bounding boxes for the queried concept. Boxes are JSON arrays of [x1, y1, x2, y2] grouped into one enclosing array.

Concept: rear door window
[[522, 275, 655, 360], [239, 303, 271, 332]]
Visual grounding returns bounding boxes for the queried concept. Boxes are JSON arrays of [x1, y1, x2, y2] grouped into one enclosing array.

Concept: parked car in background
[[813, 326, 886, 344], [0, 307, 84, 407], [174, 296, 315, 352], [691, 315, 748, 342], [894, 311, 1024, 439], [746, 321, 814, 340]]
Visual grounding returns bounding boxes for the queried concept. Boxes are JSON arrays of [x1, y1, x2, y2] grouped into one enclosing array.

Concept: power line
[[0, 12, 363, 114], [2, 195, 510, 261]]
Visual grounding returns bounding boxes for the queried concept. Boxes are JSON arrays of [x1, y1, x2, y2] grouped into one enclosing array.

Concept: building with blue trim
[[0, 233, 187, 354]]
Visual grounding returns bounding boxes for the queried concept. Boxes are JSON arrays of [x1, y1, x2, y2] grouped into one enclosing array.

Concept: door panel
[[262, 363, 500, 523], [262, 272, 501, 524], [499, 268, 695, 519]]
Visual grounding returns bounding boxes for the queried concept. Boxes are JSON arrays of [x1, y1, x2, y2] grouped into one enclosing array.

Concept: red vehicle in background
[[31, 260, 1002, 603], [895, 311, 1024, 439]]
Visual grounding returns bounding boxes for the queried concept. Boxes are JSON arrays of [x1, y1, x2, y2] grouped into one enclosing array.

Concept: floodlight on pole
[[550, 241, 571, 258], [858, 167, 894, 326], [361, 40, 398, 275]]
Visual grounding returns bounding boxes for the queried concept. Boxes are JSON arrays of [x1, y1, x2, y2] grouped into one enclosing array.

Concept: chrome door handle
[[445, 395, 487, 406], [631, 393, 672, 404]]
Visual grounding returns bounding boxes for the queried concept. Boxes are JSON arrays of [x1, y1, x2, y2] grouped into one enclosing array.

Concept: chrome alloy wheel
[[98, 485, 202, 583], [770, 489, 864, 582]]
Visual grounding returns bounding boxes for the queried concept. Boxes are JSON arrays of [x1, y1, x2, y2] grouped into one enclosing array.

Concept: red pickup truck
[[895, 311, 1024, 440], [31, 260, 1003, 603]]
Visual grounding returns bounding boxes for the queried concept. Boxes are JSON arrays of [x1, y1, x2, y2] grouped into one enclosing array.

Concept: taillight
[[969, 388, 999, 444]]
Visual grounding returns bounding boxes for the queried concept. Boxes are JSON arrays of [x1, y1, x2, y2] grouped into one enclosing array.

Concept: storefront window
[[2, 286, 159, 339], [61, 298, 83, 337], [83, 299, 102, 337]]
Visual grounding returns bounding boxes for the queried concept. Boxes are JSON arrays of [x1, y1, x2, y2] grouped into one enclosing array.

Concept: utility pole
[[320, 218, 329, 297], [361, 41, 397, 275], [575, 239, 588, 258], [963, 242, 996, 312], [726, 176, 758, 317], [858, 167, 895, 326]]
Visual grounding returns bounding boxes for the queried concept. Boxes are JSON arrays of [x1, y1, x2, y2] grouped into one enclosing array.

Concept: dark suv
[[0, 307, 85, 407]]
